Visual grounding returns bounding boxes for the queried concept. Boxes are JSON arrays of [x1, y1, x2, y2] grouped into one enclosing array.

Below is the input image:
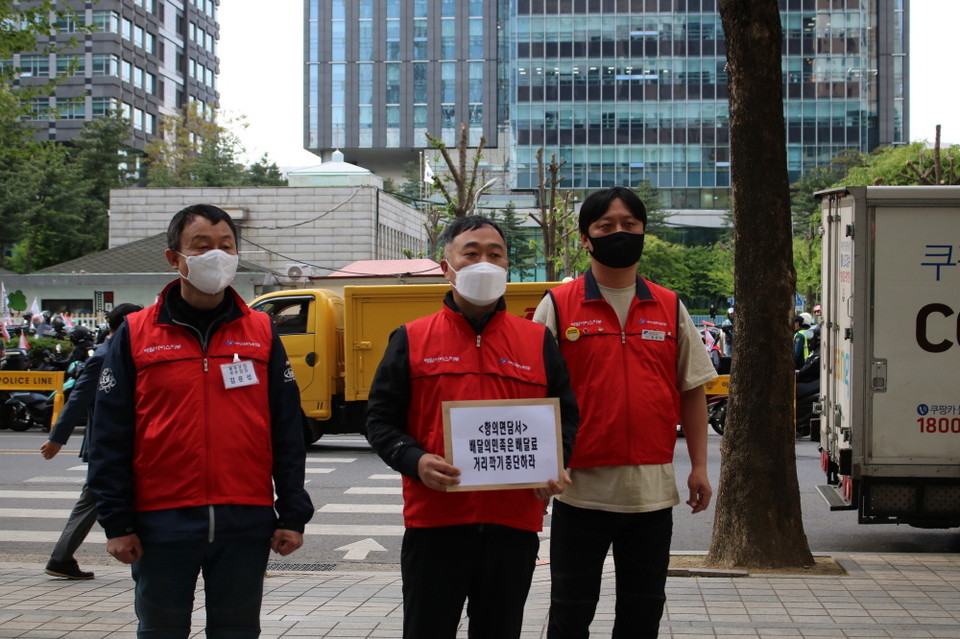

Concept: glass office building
[[305, 0, 907, 212], [305, 0, 505, 168]]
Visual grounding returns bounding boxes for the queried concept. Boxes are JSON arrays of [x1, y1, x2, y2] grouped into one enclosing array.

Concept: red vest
[[125, 296, 275, 512], [403, 305, 549, 531], [549, 273, 680, 467]]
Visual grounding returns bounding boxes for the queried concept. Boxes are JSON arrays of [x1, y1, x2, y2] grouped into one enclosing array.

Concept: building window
[[359, 63, 373, 104], [18, 55, 49, 78], [91, 11, 120, 33], [386, 19, 400, 61], [468, 18, 483, 59], [331, 63, 345, 104], [58, 99, 86, 120], [54, 14, 80, 33], [385, 62, 400, 104], [359, 0, 373, 20], [27, 97, 51, 119], [441, 62, 456, 102], [55, 54, 82, 76], [469, 62, 483, 102], [413, 18, 427, 60], [386, 0, 400, 19], [91, 54, 120, 77], [441, 19, 456, 59], [92, 97, 118, 117], [331, 18, 345, 62]]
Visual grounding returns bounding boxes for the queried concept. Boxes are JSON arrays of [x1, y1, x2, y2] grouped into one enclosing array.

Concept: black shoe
[[45, 559, 94, 580]]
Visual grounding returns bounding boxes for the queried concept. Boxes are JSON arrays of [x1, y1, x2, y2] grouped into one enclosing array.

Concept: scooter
[[4, 390, 54, 432]]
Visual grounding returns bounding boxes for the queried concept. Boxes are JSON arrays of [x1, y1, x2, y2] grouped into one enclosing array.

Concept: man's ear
[[580, 233, 592, 252], [164, 249, 181, 271]]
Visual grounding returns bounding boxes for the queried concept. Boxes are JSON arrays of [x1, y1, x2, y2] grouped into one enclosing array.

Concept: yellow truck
[[249, 283, 559, 443]]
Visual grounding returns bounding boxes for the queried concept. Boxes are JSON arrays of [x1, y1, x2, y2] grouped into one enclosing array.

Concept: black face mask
[[588, 231, 645, 269]]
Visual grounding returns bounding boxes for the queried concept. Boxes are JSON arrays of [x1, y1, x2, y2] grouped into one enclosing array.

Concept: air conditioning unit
[[277, 263, 314, 285]]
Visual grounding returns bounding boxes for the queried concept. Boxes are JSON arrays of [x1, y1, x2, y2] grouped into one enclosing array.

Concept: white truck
[[815, 186, 960, 528]]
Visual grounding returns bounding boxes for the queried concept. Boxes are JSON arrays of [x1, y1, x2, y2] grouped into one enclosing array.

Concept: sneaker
[[45, 560, 94, 580]]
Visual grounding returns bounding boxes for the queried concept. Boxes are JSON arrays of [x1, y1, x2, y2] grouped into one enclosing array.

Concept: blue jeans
[[547, 501, 673, 639], [401, 524, 539, 639], [131, 538, 271, 639]]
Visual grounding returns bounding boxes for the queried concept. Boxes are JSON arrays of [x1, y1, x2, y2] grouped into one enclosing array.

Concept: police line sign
[[442, 398, 562, 492]]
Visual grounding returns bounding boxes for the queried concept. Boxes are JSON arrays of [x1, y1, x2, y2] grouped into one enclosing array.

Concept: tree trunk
[[705, 0, 814, 569]]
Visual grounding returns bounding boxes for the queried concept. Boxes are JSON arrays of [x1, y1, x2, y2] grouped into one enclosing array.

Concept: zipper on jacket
[[203, 357, 208, 372], [476, 334, 482, 348], [208, 505, 215, 543], [621, 330, 626, 344]]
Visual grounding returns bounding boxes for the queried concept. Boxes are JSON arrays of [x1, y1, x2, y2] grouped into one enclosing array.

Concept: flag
[[423, 159, 435, 185], [19, 331, 29, 350], [63, 314, 74, 329], [1, 322, 9, 341], [31, 296, 41, 317], [0, 280, 8, 321], [703, 327, 716, 351]]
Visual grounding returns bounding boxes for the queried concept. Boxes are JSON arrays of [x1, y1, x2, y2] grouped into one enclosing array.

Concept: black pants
[[401, 524, 539, 639], [547, 501, 673, 639]]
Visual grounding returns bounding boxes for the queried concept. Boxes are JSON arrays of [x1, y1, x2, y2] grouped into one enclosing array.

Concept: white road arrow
[[336, 538, 387, 561]]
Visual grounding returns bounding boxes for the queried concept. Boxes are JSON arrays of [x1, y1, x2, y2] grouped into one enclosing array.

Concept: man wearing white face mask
[[366, 215, 579, 639], [88, 204, 313, 639]]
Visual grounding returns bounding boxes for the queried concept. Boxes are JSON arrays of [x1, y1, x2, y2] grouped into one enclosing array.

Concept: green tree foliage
[[493, 203, 537, 280], [634, 179, 669, 236], [842, 138, 960, 187], [246, 154, 287, 186], [4, 143, 103, 272], [70, 109, 139, 204], [144, 105, 285, 187]]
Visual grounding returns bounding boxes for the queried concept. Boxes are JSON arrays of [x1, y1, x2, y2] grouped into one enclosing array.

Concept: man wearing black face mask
[[533, 186, 716, 639]]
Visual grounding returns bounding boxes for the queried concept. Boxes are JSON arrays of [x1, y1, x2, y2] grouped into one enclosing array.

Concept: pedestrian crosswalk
[[0, 441, 411, 562], [0, 435, 555, 565]]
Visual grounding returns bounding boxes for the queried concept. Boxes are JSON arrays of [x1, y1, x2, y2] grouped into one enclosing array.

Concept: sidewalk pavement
[[2, 553, 959, 638]]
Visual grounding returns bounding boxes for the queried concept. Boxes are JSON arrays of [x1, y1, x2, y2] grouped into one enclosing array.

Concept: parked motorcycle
[[4, 390, 55, 432], [0, 348, 30, 430]]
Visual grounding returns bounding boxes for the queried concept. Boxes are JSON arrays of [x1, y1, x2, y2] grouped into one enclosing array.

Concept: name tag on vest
[[221, 360, 259, 389], [641, 329, 666, 342]]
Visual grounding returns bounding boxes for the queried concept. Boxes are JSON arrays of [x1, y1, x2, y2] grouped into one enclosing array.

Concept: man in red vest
[[534, 186, 716, 638], [366, 215, 579, 639], [88, 205, 313, 638]]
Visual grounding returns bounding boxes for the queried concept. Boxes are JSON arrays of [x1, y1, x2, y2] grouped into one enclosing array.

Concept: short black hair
[[166, 204, 238, 252], [440, 215, 506, 249], [107, 303, 144, 332], [578, 186, 647, 236]]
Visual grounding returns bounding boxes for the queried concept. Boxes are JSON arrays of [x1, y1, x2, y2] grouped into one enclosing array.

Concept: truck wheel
[[303, 417, 323, 445]]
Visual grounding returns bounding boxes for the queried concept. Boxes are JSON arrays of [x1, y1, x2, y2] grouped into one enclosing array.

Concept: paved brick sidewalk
[[1, 553, 959, 638]]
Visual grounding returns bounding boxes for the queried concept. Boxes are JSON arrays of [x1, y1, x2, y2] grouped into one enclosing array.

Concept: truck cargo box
[[816, 186, 960, 527]]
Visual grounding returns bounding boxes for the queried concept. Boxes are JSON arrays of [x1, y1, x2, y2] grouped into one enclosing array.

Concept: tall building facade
[[305, 0, 503, 168], [7, 0, 219, 151], [305, 0, 908, 212]]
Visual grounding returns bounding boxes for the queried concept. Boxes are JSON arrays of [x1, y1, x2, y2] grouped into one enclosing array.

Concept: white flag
[[0, 281, 8, 321], [423, 159, 435, 185], [31, 296, 41, 317]]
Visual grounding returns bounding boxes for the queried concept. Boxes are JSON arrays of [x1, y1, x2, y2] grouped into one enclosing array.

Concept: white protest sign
[[442, 398, 562, 492]]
